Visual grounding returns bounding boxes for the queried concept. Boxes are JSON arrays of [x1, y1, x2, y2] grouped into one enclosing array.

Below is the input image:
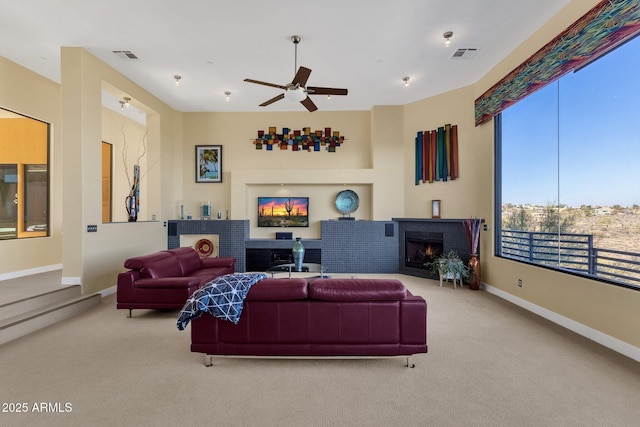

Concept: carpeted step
[[0, 293, 102, 345]]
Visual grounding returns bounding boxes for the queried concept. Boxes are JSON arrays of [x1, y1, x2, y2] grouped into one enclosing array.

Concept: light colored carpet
[[0, 274, 638, 427]]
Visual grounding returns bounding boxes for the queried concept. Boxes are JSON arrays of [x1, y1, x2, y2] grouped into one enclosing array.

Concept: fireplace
[[395, 218, 478, 279], [404, 231, 443, 270]]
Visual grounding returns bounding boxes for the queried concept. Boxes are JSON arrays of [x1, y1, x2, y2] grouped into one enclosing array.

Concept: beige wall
[[403, 85, 480, 219], [183, 108, 404, 239], [0, 56, 63, 276], [469, 0, 640, 352], [59, 47, 182, 293]]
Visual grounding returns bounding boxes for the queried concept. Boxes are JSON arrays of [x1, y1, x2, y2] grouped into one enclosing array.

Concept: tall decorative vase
[[126, 165, 140, 222], [468, 254, 481, 290], [292, 237, 305, 272]]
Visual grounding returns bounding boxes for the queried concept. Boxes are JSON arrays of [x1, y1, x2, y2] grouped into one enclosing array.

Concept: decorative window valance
[[475, 0, 640, 126]]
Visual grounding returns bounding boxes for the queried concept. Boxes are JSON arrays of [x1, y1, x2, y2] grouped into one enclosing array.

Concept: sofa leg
[[127, 309, 132, 318], [204, 355, 213, 367], [406, 356, 415, 368]]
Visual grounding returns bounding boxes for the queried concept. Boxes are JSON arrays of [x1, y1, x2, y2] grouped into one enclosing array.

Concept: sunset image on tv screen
[[258, 197, 309, 227]]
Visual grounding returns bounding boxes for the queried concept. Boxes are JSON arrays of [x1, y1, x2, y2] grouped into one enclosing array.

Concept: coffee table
[[266, 263, 329, 279]]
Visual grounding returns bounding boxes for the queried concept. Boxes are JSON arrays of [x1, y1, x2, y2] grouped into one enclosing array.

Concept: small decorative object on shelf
[[292, 237, 305, 272], [201, 201, 211, 220], [463, 218, 482, 290], [335, 189, 359, 219], [431, 200, 441, 218]]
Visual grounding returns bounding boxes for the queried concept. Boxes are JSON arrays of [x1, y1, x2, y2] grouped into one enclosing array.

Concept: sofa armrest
[[400, 296, 427, 345], [201, 256, 236, 270], [134, 277, 201, 289]]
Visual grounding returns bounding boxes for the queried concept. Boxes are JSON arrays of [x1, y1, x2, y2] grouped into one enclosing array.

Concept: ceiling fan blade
[[291, 67, 312, 87], [244, 78, 287, 90], [300, 96, 318, 112], [307, 86, 348, 96], [259, 93, 285, 107]]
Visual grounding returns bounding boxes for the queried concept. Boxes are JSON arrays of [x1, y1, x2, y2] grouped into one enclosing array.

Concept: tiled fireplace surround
[[167, 218, 476, 278]]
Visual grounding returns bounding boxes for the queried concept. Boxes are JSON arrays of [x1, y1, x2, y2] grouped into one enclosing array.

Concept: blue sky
[[501, 35, 640, 207]]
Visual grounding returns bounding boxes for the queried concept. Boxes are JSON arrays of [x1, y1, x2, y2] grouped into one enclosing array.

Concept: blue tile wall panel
[[167, 220, 249, 272], [321, 221, 399, 273]]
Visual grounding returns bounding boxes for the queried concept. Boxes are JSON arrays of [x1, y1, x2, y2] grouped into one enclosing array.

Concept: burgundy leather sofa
[[190, 277, 427, 367], [117, 247, 236, 316]]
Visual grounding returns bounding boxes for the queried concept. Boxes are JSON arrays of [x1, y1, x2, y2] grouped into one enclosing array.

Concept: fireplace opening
[[405, 232, 444, 269]]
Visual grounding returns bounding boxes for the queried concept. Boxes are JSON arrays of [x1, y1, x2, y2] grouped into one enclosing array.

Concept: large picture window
[[496, 35, 640, 290]]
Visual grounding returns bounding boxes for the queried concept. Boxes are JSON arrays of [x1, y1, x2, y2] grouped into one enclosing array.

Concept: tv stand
[[244, 239, 322, 272]]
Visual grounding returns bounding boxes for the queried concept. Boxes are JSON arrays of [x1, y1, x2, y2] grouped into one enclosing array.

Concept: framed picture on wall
[[432, 200, 441, 218], [195, 145, 222, 183]]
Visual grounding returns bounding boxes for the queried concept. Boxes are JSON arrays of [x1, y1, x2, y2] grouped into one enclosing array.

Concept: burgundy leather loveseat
[[117, 247, 236, 316], [189, 277, 427, 367]]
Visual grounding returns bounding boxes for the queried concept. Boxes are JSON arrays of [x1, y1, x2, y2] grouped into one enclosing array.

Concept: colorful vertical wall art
[[415, 124, 459, 185], [253, 127, 345, 152]]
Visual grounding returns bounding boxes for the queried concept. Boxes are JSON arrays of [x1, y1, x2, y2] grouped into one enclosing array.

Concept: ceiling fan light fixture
[[403, 77, 410, 87], [284, 87, 307, 102]]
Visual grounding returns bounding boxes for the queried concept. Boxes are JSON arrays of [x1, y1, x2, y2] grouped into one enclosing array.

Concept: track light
[[403, 77, 410, 87], [174, 75, 181, 86], [119, 100, 125, 110], [225, 91, 231, 102], [443, 31, 453, 47], [123, 97, 131, 107]]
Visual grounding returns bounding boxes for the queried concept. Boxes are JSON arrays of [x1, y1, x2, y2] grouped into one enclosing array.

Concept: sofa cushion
[[246, 278, 308, 301], [140, 255, 183, 279], [166, 247, 202, 276], [124, 251, 173, 270], [308, 278, 407, 301]]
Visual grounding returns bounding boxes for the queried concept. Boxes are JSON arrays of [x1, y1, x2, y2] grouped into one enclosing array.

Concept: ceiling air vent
[[450, 48, 478, 60], [111, 50, 139, 60]]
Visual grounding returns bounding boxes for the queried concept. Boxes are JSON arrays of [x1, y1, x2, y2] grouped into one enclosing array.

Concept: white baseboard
[[483, 283, 640, 363], [99, 285, 117, 297], [61, 276, 82, 285], [0, 264, 63, 282]]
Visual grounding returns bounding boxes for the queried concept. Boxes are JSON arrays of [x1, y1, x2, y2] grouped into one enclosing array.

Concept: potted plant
[[426, 251, 469, 287]]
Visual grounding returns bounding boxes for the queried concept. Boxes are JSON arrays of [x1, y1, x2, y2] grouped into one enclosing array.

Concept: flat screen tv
[[258, 197, 309, 227]]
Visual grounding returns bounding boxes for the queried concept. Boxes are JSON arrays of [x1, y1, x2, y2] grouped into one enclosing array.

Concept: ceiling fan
[[244, 35, 348, 112]]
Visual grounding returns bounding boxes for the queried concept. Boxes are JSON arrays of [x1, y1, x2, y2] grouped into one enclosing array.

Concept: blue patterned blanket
[[176, 273, 267, 330]]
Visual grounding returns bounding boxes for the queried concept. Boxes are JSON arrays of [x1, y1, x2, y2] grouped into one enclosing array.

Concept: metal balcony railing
[[500, 230, 640, 290]]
